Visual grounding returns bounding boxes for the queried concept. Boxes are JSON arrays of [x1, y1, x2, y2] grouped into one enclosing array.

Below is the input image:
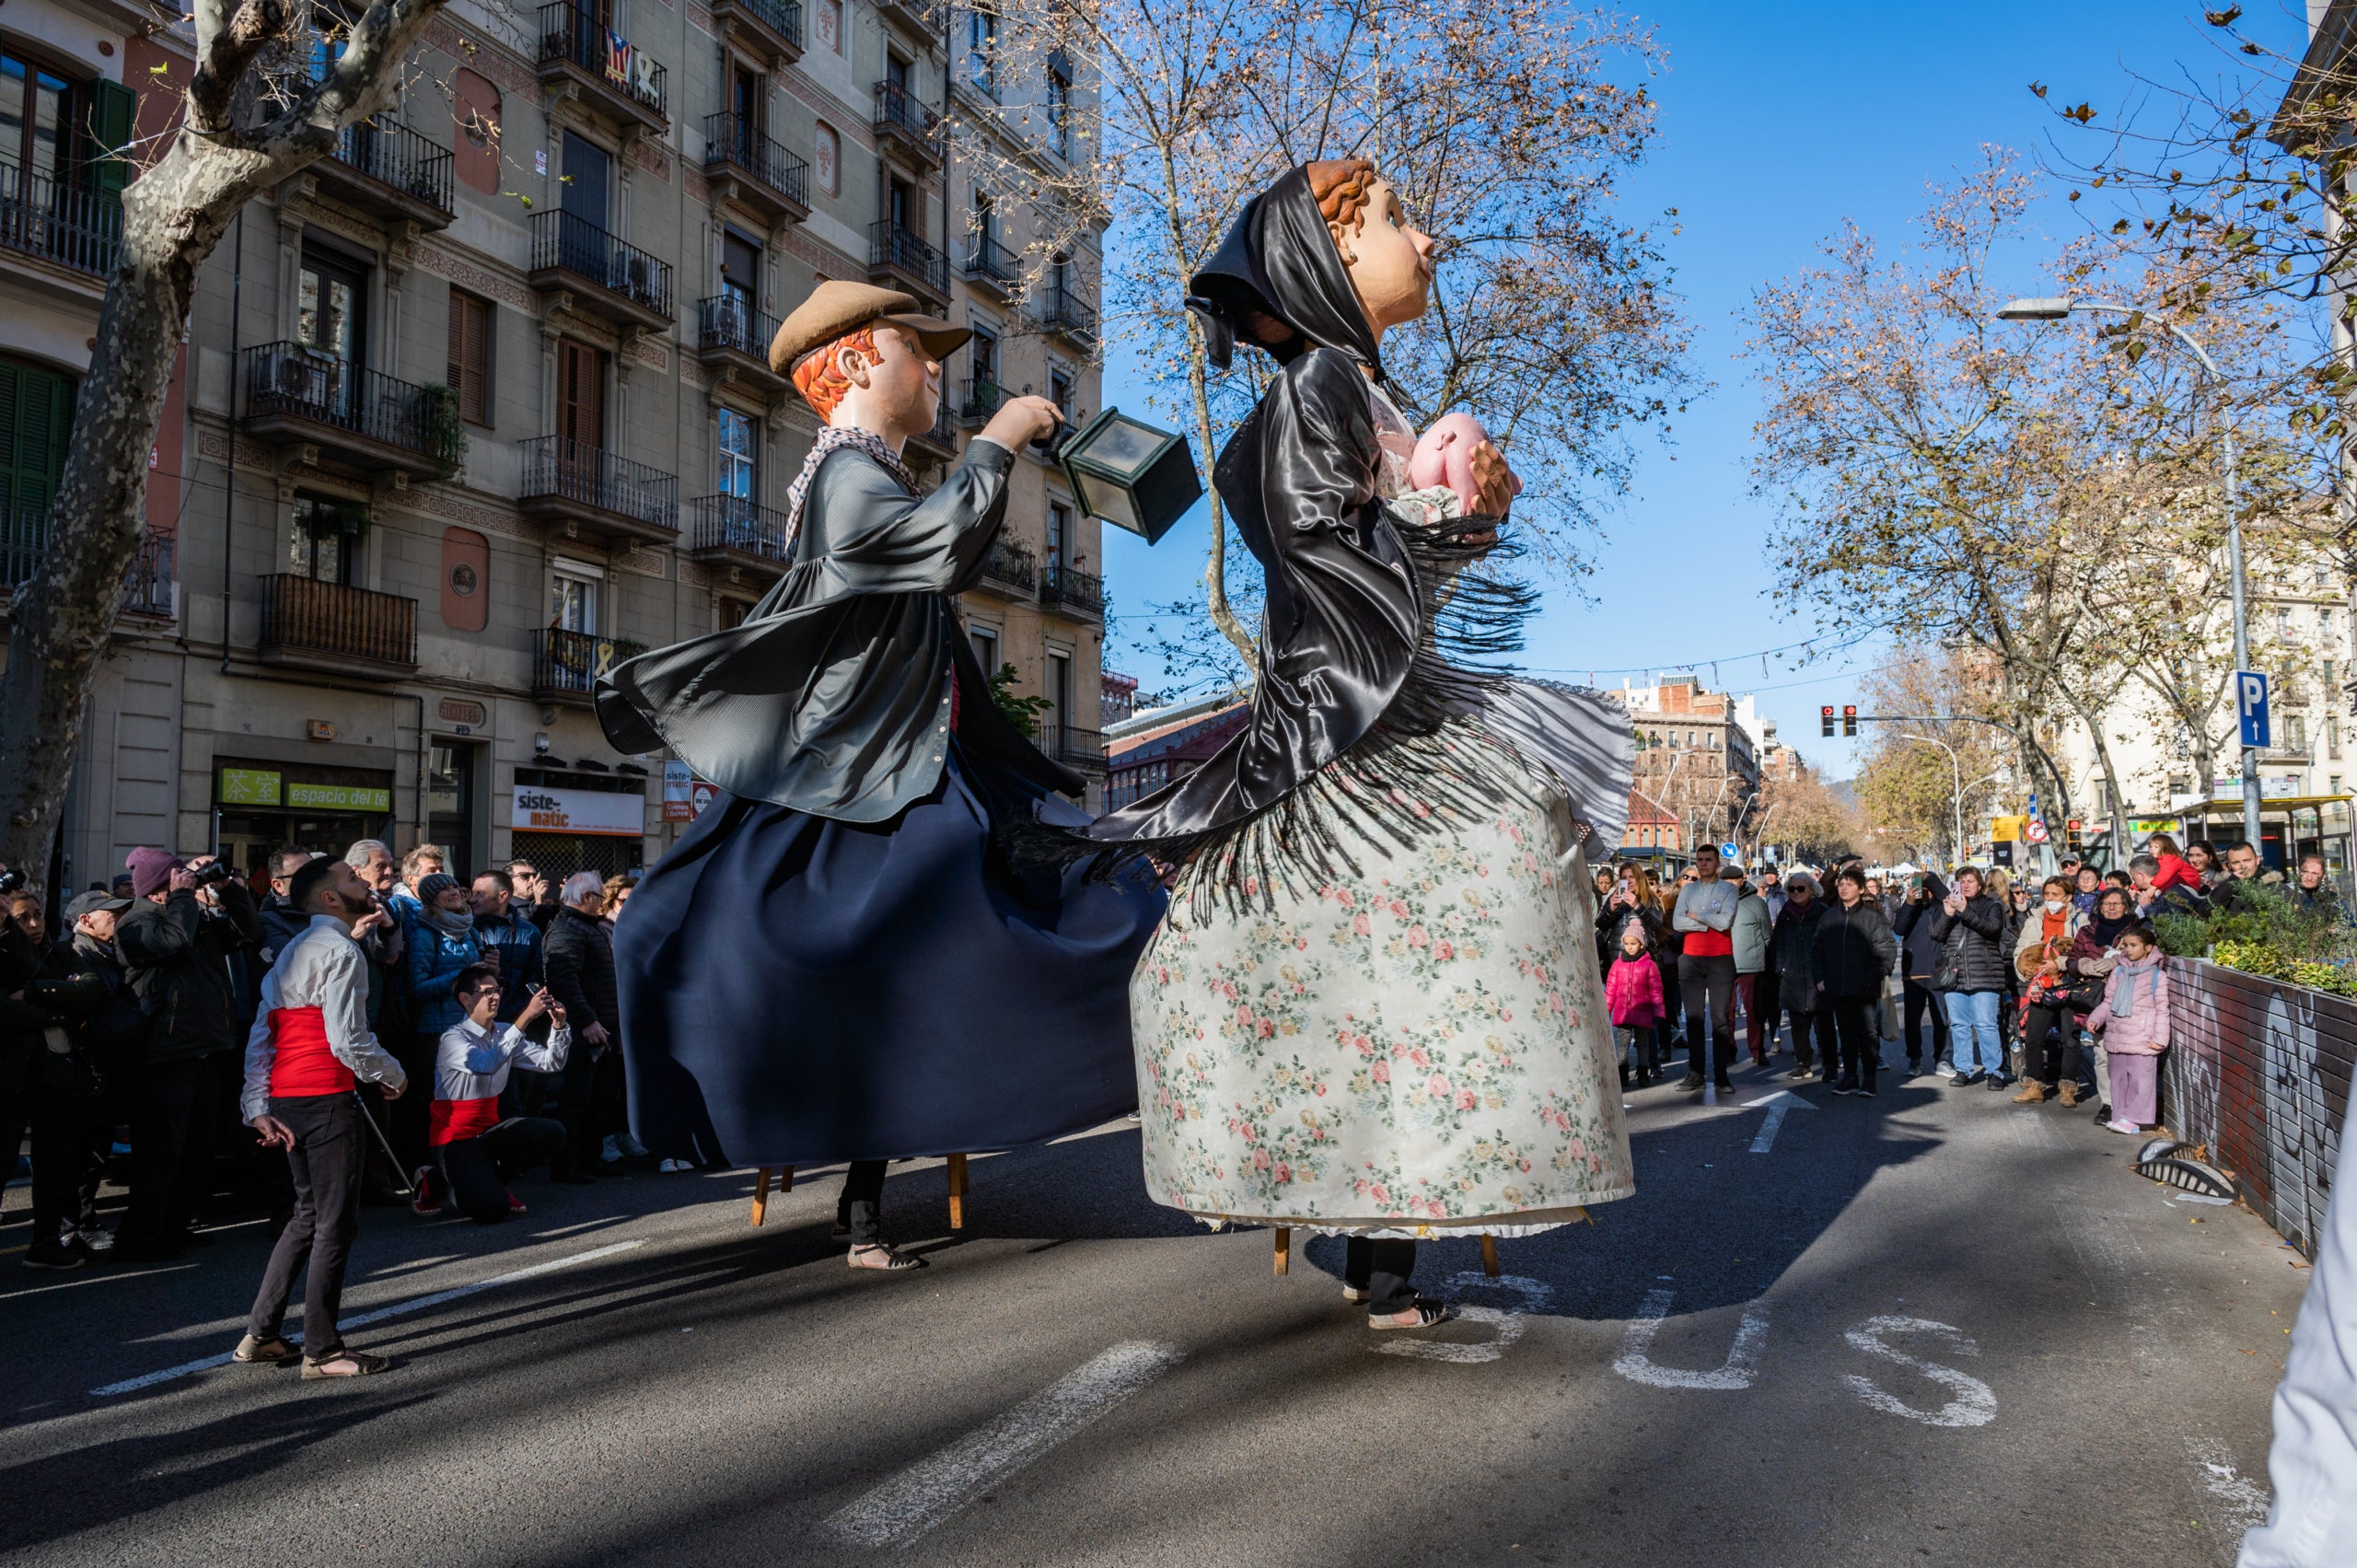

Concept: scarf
[[415, 872, 476, 939], [2087, 909, 2133, 948], [2109, 954, 2162, 1017], [783, 424, 921, 560]]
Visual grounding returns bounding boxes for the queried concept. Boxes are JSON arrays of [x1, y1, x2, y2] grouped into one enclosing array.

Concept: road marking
[[1612, 1288, 1771, 1390], [1375, 1272, 1554, 1364], [89, 1238, 645, 1397], [1840, 1316, 1996, 1427], [1746, 1089, 1820, 1155], [826, 1341, 1184, 1548], [0, 1263, 196, 1300]]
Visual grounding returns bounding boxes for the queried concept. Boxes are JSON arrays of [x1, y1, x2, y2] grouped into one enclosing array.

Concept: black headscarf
[[2087, 899, 2136, 948], [1187, 165, 1387, 383]]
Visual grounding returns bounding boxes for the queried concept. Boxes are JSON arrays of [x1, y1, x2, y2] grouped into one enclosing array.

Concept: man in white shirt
[[233, 857, 409, 1379], [1671, 844, 1741, 1092], [421, 964, 572, 1223]]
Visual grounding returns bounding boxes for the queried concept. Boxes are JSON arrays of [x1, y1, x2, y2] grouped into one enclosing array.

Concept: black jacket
[[1770, 896, 1826, 1000], [1891, 876, 1951, 979], [116, 883, 261, 1062], [1812, 898, 1898, 999], [64, 933, 146, 1090], [1926, 892, 2011, 993], [257, 891, 308, 969], [543, 906, 618, 1038], [600, 439, 1079, 821]]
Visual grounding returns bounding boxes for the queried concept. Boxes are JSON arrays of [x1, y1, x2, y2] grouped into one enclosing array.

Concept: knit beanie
[[416, 871, 459, 906], [126, 846, 185, 900]]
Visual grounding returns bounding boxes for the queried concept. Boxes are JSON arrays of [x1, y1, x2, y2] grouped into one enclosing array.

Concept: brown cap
[[767, 280, 970, 378]]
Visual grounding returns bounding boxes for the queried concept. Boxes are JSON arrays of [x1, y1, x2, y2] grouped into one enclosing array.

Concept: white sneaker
[[2105, 1118, 2141, 1135], [601, 1135, 623, 1162], [75, 1225, 114, 1253], [616, 1132, 650, 1158], [657, 1157, 691, 1173]]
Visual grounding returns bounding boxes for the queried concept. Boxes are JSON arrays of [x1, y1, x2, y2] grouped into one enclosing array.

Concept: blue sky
[[1094, 0, 2307, 777]]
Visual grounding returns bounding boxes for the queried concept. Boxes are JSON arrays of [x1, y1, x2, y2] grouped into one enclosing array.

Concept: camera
[[0, 867, 24, 895], [190, 858, 234, 889]]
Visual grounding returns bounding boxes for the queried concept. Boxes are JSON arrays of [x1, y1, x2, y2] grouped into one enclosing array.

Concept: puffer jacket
[[1605, 955, 1665, 1029], [1813, 897, 1898, 999], [1731, 889, 1772, 975], [2089, 957, 2170, 1054], [1770, 896, 1826, 1001], [404, 917, 485, 1037], [543, 905, 619, 1037], [2014, 902, 2088, 982], [1927, 892, 2011, 993]]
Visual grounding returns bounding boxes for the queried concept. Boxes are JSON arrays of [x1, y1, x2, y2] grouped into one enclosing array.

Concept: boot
[[2012, 1080, 2048, 1105], [2057, 1082, 2080, 1108]]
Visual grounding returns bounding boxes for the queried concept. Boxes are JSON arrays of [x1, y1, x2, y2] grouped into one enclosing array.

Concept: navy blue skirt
[[614, 744, 1164, 1167]]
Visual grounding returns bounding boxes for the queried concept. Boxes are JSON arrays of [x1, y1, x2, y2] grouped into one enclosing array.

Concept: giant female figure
[[1074, 160, 1636, 1327]]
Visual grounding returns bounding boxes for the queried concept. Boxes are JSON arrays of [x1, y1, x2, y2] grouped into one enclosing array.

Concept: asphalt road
[[0, 1052, 2314, 1568]]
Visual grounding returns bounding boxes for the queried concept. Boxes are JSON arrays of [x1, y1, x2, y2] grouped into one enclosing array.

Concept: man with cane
[[231, 856, 409, 1379]]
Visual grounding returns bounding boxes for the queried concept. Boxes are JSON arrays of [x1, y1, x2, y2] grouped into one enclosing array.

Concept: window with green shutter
[[88, 77, 135, 199], [0, 356, 73, 584]]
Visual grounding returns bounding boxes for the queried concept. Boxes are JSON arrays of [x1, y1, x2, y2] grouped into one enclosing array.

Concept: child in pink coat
[[2088, 923, 2169, 1133], [1607, 923, 1666, 1087]]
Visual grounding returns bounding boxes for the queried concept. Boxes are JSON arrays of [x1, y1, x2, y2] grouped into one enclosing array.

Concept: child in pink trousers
[[2088, 923, 2168, 1134], [1607, 924, 1666, 1088]]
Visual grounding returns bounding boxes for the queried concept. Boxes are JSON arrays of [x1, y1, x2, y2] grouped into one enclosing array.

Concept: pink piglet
[[1409, 411, 1521, 515]]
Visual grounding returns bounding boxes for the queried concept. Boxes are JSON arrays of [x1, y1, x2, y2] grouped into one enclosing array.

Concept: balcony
[[1040, 560, 1103, 621], [518, 436, 679, 545], [532, 626, 647, 706], [1042, 283, 1098, 351], [909, 402, 959, 462], [686, 494, 796, 580], [964, 236, 1019, 299], [868, 221, 948, 304], [972, 536, 1035, 598], [312, 119, 454, 230], [528, 209, 674, 331], [958, 375, 1004, 427], [871, 81, 943, 168], [240, 343, 459, 479], [536, 3, 668, 133], [709, 0, 803, 64], [877, 0, 943, 41], [696, 295, 790, 397], [2, 512, 177, 622], [0, 159, 122, 285], [1051, 725, 1107, 775], [702, 112, 809, 226], [257, 574, 418, 676]]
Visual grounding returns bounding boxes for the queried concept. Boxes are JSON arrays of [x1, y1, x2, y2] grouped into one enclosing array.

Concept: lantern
[[1054, 406, 1201, 545]]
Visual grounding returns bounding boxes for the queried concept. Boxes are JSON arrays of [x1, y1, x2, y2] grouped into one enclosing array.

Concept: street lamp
[[1995, 295, 2260, 851], [1901, 731, 1966, 864]]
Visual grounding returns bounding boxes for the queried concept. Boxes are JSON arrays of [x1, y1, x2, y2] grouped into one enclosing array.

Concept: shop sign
[[515, 784, 644, 837], [663, 761, 693, 822], [286, 782, 391, 812], [219, 768, 283, 806]]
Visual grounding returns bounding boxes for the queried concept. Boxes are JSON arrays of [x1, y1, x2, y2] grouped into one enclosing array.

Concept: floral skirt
[[1131, 734, 1634, 1238]]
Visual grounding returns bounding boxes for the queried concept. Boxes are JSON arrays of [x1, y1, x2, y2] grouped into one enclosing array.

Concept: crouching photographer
[[419, 965, 569, 1223]]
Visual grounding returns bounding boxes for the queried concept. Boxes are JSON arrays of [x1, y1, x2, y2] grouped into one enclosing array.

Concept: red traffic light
[[1820, 704, 1835, 738], [1840, 703, 1859, 738]]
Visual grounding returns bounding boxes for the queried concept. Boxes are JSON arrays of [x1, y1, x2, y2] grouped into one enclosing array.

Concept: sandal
[[233, 1334, 302, 1366], [847, 1243, 927, 1272], [301, 1349, 392, 1379], [1370, 1298, 1457, 1331]]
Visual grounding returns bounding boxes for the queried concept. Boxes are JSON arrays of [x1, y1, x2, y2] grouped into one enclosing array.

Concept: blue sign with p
[[2236, 670, 2271, 749]]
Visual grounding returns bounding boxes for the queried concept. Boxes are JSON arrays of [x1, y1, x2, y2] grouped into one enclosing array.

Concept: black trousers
[[1901, 977, 1951, 1064], [388, 1032, 440, 1174], [437, 1117, 567, 1223], [552, 1046, 624, 1175], [1828, 997, 1881, 1082], [247, 1093, 364, 1354], [1343, 1237, 1419, 1316], [1678, 953, 1737, 1081], [121, 1052, 226, 1247], [1782, 1005, 1831, 1071], [31, 1086, 110, 1240], [2021, 1003, 2083, 1085], [1752, 970, 1782, 1057], [838, 1158, 889, 1244]]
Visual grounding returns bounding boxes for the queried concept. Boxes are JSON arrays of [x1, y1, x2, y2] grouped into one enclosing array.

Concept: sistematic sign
[[513, 784, 644, 837]]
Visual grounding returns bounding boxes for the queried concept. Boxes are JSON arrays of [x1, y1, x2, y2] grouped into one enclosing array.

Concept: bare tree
[[0, 0, 457, 869]]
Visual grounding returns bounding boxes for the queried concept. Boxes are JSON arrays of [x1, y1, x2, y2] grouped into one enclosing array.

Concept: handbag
[[1932, 947, 1967, 993], [2059, 970, 2107, 1016]]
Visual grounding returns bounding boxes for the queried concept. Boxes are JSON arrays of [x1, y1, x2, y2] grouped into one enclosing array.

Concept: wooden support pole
[[1273, 1226, 1291, 1275], [780, 1166, 795, 1192], [946, 1152, 969, 1230], [1480, 1235, 1500, 1277], [749, 1167, 772, 1228]]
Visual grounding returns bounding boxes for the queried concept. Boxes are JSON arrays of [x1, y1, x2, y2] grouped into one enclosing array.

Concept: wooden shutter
[[446, 292, 491, 426], [88, 80, 137, 200], [558, 341, 604, 450], [0, 358, 73, 519]]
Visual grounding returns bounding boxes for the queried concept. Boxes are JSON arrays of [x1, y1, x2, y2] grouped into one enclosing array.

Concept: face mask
[[2044, 899, 2065, 913]]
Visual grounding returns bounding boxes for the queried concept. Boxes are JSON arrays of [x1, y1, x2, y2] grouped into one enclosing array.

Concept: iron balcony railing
[[912, 402, 959, 452], [1, 510, 176, 617], [1053, 726, 1106, 767], [699, 295, 782, 362], [537, 2, 668, 118], [872, 79, 941, 147], [533, 626, 647, 696], [0, 158, 122, 279], [330, 118, 454, 213], [1040, 561, 1104, 616], [1043, 283, 1098, 344], [960, 374, 1004, 423], [980, 536, 1036, 591], [714, 0, 804, 49], [518, 436, 679, 531], [869, 221, 946, 296], [242, 343, 438, 457], [966, 236, 1018, 289], [259, 573, 418, 667], [531, 209, 673, 318], [686, 494, 795, 563], [703, 112, 809, 208]]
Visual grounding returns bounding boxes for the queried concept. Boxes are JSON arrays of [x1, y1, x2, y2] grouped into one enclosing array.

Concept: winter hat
[[126, 846, 185, 900], [416, 871, 460, 906]]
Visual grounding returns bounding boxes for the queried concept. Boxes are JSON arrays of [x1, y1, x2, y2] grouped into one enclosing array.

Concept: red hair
[[791, 326, 879, 420]]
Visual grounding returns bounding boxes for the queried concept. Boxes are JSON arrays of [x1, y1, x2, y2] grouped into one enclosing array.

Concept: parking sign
[[2236, 670, 2271, 749]]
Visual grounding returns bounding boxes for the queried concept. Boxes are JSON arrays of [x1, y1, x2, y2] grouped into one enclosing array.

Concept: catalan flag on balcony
[[605, 30, 633, 87]]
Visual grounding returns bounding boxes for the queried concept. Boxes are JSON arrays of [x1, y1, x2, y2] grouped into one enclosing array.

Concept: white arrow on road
[[1745, 1089, 1820, 1155]]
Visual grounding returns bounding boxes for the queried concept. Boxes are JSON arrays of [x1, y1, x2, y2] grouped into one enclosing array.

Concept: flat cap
[[65, 890, 133, 918], [768, 280, 970, 379]]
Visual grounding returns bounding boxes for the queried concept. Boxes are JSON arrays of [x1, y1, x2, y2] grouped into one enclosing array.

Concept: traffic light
[[1821, 705, 1835, 738], [1841, 704, 1859, 738]]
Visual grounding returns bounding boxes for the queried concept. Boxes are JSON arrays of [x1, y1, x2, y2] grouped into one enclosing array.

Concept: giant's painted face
[[1334, 177, 1435, 336]]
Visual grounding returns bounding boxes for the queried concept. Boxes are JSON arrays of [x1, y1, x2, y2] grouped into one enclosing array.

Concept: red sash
[[430, 1097, 502, 1146], [267, 1007, 355, 1098]]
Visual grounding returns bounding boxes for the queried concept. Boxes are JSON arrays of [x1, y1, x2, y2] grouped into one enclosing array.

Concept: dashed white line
[[89, 1238, 645, 1397], [826, 1341, 1184, 1548]]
